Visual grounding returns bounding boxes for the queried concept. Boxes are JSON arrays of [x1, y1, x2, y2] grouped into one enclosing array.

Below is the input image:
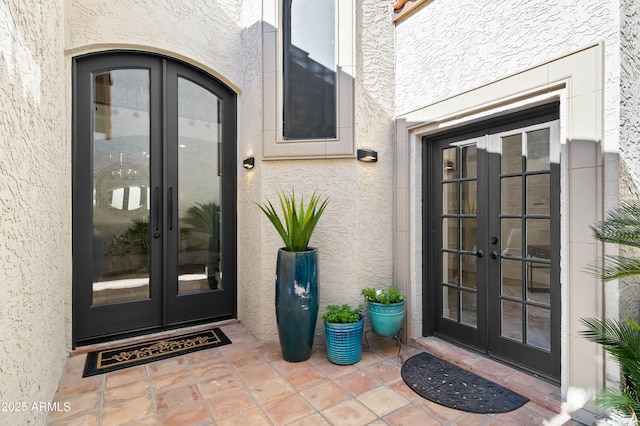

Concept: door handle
[[153, 186, 161, 238], [168, 187, 173, 231], [474, 250, 484, 258], [490, 251, 499, 259]]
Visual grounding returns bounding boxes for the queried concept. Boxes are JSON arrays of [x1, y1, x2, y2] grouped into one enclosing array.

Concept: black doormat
[[83, 328, 231, 377], [401, 352, 529, 414]]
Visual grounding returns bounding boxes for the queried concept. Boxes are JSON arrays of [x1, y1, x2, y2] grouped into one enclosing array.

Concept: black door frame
[[422, 102, 561, 382], [72, 51, 237, 347]]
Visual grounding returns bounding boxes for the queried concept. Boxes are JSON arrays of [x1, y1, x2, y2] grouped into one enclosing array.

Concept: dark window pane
[[501, 133, 522, 174], [526, 128, 550, 172], [283, 0, 336, 139], [443, 147, 457, 180]]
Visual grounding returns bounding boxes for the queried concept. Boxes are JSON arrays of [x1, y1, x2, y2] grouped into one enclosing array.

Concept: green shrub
[[361, 285, 404, 305], [322, 304, 363, 324]]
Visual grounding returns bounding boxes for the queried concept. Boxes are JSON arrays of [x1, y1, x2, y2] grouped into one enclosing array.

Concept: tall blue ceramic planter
[[276, 248, 319, 362]]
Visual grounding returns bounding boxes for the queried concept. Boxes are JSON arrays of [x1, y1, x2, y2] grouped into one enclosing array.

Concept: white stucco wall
[[66, 0, 244, 91], [619, 0, 640, 320], [0, 1, 70, 424], [248, 0, 396, 342]]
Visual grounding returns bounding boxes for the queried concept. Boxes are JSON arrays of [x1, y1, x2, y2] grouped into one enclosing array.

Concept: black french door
[[424, 104, 561, 381], [73, 52, 236, 345]]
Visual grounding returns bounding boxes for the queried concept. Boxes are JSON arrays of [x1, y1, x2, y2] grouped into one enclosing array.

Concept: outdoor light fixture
[[243, 157, 255, 170], [357, 149, 378, 162]]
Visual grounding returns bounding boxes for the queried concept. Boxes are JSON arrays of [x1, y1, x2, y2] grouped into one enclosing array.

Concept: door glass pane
[[460, 254, 477, 289], [526, 174, 550, 214], [461, 145, 477, 178], [443, 218, 458, 249], [501, 300, 522, 342], [501, 219, 522, 257], [443, 252, 458, 284], [443, 147, 457, 179], [442, 286, 459, 321], [177, 78, 223, 294], [526, 128, 550, 172], [527, 262, 550, 303], [526, 219, 550, 259], [92, 70, 150, 305], [527, 305, 551, 351], [443, 183, 458, 214], [501, 133, 522, 174], [501, 259, 522, 299], [461, 181, 477, 214], [461, 290, 477, 327], [460, 218, 476, 251], [501, 176, 521, 215]]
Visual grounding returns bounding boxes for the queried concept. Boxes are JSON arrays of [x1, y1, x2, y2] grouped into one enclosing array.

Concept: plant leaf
[[257, 190, 328, 251]]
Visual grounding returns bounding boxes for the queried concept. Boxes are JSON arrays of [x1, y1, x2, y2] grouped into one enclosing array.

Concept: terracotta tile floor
[[48, 322, 585, 425]]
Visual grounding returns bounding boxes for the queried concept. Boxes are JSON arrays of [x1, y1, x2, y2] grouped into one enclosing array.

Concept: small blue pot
[[324, 316, 364, 365], [368, 300, 406, 336]]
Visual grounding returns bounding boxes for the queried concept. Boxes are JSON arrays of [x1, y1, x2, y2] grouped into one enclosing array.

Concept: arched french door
[[72, 52, 237, 346]]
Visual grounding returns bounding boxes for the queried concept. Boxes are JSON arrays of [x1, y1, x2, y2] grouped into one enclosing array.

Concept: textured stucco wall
[[248, 0, 396, 342], [396, 1, 619, 119], [0, 1, 70, 424], [66, 0, 244, 90], [618, 0, 640, 321]]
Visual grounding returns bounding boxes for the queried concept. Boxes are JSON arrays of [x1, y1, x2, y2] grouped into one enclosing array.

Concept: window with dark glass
[[283, 0, 336, 140]]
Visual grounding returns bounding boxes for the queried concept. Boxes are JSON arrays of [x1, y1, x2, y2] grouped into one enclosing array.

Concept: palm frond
[[585, 255, 640, 282], [591, 202, 640, 248], [580, 317, 640, 415]]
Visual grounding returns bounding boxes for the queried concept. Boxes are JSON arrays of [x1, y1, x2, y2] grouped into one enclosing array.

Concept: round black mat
[[401, 352, 529, 413]]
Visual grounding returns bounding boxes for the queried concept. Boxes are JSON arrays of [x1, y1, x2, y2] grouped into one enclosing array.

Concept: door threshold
[[411, 336, 565, 416], [71, 319, 239, 356]]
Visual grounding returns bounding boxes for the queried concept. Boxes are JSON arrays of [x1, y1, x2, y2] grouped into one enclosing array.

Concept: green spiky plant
[[256, 191, 329, 252], [581, 202, 640, 421]]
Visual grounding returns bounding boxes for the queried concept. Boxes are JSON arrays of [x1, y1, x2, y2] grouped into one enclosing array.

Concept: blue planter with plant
[[258, 191, 328, 362], [362, 286, 406, 336], [323, 304, 364, 365]]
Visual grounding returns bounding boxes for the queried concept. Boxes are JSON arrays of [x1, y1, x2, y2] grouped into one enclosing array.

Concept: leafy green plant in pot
[[581, 202, 640, 421], [323, 304, 364, 365], [257, 191, 329, 362], [362, 285, 406, 336]]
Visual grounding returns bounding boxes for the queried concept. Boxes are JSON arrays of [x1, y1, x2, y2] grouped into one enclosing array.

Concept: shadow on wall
[[0, 2, 42, 104]]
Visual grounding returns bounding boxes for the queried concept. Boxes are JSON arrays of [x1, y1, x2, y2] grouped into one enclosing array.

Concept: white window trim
[[262, 0, 355, 159]]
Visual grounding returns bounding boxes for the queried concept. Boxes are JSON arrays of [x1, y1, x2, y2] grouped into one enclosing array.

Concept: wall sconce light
[[357, 149, 378, 162], [243, 157, 255, 170]]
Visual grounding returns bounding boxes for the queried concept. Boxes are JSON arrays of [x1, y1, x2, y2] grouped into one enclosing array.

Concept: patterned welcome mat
[[401, 352, 529, 414], [83, 328, 231, 377]]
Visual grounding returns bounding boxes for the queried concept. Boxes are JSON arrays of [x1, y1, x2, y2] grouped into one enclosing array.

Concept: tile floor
[[47, 321, 585, 425]]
